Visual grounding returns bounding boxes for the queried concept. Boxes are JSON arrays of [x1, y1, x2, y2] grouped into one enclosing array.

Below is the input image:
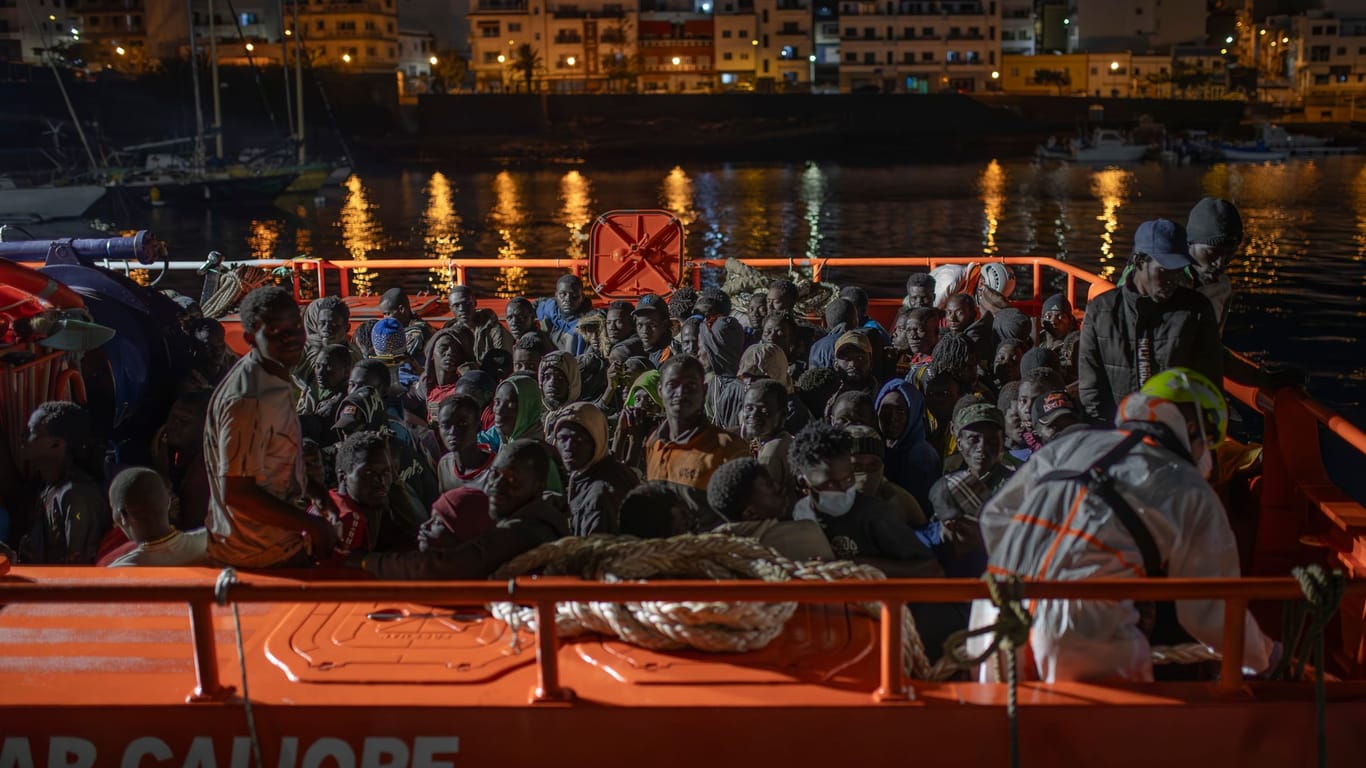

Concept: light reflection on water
[[145, 159, 1366, 410]]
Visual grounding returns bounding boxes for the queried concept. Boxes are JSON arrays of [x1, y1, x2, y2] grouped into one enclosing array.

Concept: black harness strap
[[1038, 431, 1164, 577]]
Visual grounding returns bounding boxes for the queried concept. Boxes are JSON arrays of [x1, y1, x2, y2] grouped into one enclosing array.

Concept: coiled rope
[[201, 266, 272, 319], [1270, 564, 1346, 768], [215, 567, 263, 768], [488, 534, 956, 680]]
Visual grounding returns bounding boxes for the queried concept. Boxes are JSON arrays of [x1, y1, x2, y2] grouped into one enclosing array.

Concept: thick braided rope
[[488, 534, 946, 678]]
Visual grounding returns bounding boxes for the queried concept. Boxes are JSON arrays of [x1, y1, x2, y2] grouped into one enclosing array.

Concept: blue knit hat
[[371, 317, 407, 359]]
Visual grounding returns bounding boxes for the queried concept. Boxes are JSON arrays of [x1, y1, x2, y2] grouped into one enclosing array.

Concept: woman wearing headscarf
[[699, 315, 747, 433], [611, 368, 663, 470], [737, 341, 810, 435], [475, 373, 563, 492], [410, 327, 472, 421], [551, 402, 639, 536], [296, 297, 354, 382], [875, 377, 943, 516], [538, 350, 582, 434]]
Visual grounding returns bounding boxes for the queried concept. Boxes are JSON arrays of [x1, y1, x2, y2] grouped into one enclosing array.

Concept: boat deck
[[3, 567, 1366, 766]]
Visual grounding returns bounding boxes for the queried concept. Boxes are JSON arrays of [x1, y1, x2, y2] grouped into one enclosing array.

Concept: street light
[[808, 54, 817, 62], [285, 29, 292, 36], [115, 46, 126, 55], [991, 70, 999, 79], [751, 39, 759, 46], [1260, 29, 1267, 36], [1282, 37, 1290, 44], [245, 42, 255, 52], [1109, 61, 1118, 70], [1225, 36, 1233, 44], [566, 56, 576, 66], [342, 53, 352, 63], [497, 54, 506, 63], [671, 56, 681, 65], [430, 55, 438, 65], [1219, 48, 1227, 55]]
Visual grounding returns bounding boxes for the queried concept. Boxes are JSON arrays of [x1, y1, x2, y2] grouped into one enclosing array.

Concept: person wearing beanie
[[1039, 293, 1078, 354], [1078, 219, 1222, 424], [1019, 345, 1060, 379], [1185, 197, 1243, 328], [371, 317, 419, 389], [926, 402, 1013, 577]]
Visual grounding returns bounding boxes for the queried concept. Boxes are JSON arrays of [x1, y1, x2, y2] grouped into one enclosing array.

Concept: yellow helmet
[[1139, 367, 1227, 446]]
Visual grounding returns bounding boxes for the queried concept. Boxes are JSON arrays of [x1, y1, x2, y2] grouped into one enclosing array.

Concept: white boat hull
[[0, 186, 106, 222]]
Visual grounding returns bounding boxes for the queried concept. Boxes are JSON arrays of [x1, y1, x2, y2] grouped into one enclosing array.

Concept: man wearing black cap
[[1078, 219, 1222, 424], [1186, 197, 1243, 329], [1030, 389, 1085, 443]]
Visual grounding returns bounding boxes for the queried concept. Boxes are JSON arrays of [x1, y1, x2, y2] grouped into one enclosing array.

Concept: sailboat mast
[[209, 0, 223, 159], [293, 0, 305, 164], [186, 0, 207, 169], [280, 0, 295, 142]]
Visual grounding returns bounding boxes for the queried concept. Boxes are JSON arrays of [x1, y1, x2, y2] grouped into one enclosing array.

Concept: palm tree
[[512, 44, 542, 93]]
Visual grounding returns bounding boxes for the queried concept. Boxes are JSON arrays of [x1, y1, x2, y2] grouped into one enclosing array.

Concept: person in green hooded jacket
[[477, 374, 562, 490]]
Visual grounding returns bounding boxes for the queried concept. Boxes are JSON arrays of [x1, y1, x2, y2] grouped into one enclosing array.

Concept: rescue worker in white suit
[[968, 367, 1276, 682]]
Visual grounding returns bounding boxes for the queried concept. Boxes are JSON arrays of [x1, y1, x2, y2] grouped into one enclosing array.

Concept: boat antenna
[[277, 0, 296, 144], [21, 0, 101, 175], [222, 0, 282, 136], [186, 0, 208, 170]]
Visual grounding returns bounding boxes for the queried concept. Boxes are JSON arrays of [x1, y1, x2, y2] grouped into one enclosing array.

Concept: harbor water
[[124, 157, 1366, 420]]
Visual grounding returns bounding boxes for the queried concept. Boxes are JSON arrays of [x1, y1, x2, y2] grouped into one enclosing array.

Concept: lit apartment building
[[811, 0, 839, 90], [998, 0, 1029, 55], [398, 27, 436, 79], [837, 0, 1001, 94], [468, 0, 637, 93], [638, 0, 713, 93], [1, 0, 83, 64], [291, 0, 400, 73], [714, 3, 761, 89], [1291, 11, 1366, 97], [1072, 0, 1204, 53]]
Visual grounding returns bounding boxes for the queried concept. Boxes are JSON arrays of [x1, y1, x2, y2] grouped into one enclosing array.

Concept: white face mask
[[814, 487, 857, 518], [1196, 447, 1213, 480]]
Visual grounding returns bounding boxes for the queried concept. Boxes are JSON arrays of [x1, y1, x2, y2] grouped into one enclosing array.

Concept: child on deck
[[18, 402, 109, 565]]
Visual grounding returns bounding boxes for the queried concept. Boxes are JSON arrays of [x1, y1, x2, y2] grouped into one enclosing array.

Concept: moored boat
[[0, 179, 106, 222]]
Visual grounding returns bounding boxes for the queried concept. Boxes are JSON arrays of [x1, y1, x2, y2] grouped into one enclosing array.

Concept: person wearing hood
[[1039, 293, 1078, 356], [808, 298, 857, 370], [832, 331, 878, 397], [413, 328, 471, 421], [737, 341, 810, 434], [969, 368, 1275, 683], [553, 402, 639, 536], [612, 367, 664, 470], [418, 485, 496, 552], [538, 350, 583, 434], [1079, 219, 1222, 424], [295, 296, 354, 384], [875, 378, 942, 515], [700, 315, 748, 432], [478, 374, 544, 451], [360, 440, 570, 580]]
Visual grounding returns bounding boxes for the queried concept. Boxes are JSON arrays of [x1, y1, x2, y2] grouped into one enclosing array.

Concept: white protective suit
[[967, 395, 1273, 682]]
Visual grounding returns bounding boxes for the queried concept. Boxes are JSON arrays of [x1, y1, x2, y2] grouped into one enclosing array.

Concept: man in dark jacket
[[1079, 219, 1222, 424], [360, 440, 568, 579]]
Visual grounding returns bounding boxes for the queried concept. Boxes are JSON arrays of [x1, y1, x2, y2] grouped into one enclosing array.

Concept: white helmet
[[979, 262, 1016, 298]]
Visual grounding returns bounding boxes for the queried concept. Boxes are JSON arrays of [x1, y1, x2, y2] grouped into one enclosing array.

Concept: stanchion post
[[186, 600, 234, 703]]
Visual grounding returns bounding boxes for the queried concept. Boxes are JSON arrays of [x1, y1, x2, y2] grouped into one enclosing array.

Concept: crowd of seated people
[[1, 198, 1279, 683]]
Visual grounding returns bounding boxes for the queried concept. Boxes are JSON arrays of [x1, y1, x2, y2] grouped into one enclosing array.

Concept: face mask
[[814, 487, 857, 518], [853, 468, 883, 495], [1196, 447, 1213, 480]]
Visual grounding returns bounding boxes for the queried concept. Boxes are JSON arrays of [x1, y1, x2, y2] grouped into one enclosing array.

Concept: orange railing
[[1, 573, 1363, 703]]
